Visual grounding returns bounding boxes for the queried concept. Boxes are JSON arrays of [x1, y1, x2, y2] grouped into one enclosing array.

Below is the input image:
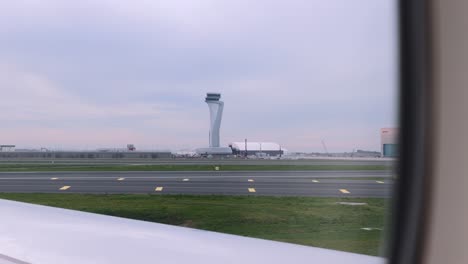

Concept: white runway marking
[[337, 202, 367, 206], [59, 186, 70, 191]]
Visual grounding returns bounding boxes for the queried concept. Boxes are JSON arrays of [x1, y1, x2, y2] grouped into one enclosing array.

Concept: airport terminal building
[[0, 151, 172, 159], [0, 145, 15, 152]]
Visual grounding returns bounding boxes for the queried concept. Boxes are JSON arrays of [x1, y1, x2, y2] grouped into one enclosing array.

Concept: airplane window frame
[[388, 0, 433, 263]]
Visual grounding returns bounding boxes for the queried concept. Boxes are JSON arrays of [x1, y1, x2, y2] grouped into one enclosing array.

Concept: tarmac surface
[[0, 170, 394, 197]]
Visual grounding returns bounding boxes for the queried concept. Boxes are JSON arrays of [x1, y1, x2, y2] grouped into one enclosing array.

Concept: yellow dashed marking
[[155, 187, 163, 192], [183, 179, 190, 182], [248, 188, 256, 193], [248, 179, 254, 182], [340, 189, 350, 194], [376, 181, 384, 184], [59, 186, 70, 191], [312, 180, 319, 183], [117, 178, 125, 181], [50, 178, 58, 180]]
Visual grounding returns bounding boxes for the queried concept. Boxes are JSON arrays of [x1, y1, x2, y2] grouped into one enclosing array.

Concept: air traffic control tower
[[206, 93, 223, 148], [196, 93, 232, 155]]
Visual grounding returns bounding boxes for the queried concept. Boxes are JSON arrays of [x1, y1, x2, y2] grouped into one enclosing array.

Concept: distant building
[[229, 142, 285, 157], [127, 144, 136, 151], [352, 150, 381, 158], [0, 151, 172, 159], [381, 128, 399, 157], [0, 145, 15, 152]]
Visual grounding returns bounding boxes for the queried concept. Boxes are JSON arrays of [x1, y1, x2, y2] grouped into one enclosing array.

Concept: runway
[[0, 170, 393, 197]]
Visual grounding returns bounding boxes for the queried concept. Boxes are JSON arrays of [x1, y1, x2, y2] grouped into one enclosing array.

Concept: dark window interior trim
[[389, 0, 434, 263]]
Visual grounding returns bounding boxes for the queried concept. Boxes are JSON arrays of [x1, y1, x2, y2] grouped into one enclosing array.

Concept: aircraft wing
[[0, 199, 385, 264]]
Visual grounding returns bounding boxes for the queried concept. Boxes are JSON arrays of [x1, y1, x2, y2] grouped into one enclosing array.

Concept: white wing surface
[[0, 199, 385, 264]]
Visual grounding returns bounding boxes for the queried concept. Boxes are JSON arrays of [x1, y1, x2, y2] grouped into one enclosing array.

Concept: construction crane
[[321, 140, 330, 157]]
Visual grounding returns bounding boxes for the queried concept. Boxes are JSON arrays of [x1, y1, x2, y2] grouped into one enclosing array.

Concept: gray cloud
[[0, 0, 397, 151]]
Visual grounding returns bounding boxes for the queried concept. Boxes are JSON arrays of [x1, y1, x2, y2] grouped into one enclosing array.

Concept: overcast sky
[[0, 0, 398, 152]]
